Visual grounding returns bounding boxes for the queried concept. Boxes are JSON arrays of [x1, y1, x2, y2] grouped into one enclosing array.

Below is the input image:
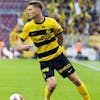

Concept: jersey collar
[[34, 17, 45, 24]]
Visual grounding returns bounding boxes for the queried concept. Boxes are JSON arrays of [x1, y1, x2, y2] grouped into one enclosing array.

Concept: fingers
[[17, 44, 34, 51]]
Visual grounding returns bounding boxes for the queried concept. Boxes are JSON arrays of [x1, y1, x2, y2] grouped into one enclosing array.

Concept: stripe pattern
[[29, 29, 62, 60], [34, 37, 56, 47], [29, 29, 53, 36], [37, 46, 59, 58], [19, 17, 63, 61]]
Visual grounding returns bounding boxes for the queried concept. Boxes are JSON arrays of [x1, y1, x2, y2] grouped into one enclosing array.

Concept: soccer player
[[18, 0, 90, 100]]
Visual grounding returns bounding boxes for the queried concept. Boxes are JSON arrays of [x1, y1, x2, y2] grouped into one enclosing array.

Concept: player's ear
[[37, 7, 42, 13]]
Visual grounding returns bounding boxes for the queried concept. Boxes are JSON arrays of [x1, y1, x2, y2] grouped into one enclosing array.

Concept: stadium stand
[[0, 14, 17, 46], [0, 0, 26, 47], [0, 0, 27, 58], [0, 0, 100, 59]]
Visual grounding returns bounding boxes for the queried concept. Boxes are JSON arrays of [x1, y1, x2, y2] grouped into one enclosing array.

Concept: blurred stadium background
[[0, 0, 100, 60], [0, 0, 100, 100]]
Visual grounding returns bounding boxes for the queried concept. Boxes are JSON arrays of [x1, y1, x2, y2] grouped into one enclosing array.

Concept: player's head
[[27, 0, 43, 20]]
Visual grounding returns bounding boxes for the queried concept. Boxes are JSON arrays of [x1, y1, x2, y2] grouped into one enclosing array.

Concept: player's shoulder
[[24, 20, 33, 29], [27, 19, 33, 24], [45, 17, 57, 22], [25, 20, 33, 26]]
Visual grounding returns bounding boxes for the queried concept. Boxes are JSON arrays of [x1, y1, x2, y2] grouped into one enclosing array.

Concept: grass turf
[[0, 59, 100, 100]]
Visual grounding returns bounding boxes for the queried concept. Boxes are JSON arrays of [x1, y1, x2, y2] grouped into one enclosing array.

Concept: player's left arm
[[56, 32, 63, 46], [52, 19, 64, 46]]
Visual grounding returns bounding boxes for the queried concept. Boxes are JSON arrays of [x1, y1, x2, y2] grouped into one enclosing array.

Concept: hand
[[18, 44, 34, 51]]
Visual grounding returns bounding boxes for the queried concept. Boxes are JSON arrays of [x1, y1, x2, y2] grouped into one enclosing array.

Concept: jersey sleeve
[[19, 23, 30, 41], [52, 19, 63, 36]]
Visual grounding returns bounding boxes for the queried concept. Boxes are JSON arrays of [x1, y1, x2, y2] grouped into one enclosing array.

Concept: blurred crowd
[[23, 0, 100, 60], [41, 0, 100, 36], [0, 0, 100, 60], [33, 0, 100, 58]]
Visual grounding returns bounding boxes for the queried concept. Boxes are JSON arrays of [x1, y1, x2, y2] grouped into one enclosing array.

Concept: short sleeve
[[19, 24, 29, 41], [52, 19, 63, 36]]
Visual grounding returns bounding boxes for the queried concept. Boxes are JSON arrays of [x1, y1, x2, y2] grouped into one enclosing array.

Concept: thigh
[[40, 61, 54, 81], [68, 72, 82, 86], [54, 53, 75, 78]]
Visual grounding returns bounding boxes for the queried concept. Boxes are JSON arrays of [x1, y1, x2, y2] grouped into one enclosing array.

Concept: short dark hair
[[28, 0, 43, 10]]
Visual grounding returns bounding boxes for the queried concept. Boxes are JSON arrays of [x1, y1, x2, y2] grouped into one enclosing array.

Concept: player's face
[[27, 5, 38, 20]]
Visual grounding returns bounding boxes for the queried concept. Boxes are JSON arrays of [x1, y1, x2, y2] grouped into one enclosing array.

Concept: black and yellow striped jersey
[[19, 17, 63, 61]]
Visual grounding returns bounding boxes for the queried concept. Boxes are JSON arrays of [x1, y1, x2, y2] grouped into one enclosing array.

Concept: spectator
[[97, 44, 100, 60], [0, 39, 5, 58], [76, 39, 83, 60], [0, 39, 5, 49], [0, 39, 13, 59]]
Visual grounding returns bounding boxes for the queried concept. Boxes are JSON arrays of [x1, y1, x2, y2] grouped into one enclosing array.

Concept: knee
[[47, 77, 57, 91], [68, 72, 82, 86], [72, 78, 81, 86], [49, 81, 57, 91]]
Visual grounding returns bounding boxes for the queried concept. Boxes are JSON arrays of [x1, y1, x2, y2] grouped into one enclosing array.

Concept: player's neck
[[34, 14, 45, 24]]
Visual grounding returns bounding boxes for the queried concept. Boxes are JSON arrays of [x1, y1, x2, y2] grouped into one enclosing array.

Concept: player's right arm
[[18, 38, 32, 51], [18, 23, 33, 51]]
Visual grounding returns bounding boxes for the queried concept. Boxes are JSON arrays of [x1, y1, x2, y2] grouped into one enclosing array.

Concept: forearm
[[18, 38, 25, 48], [18, 38, 28, 51], [18, 38, 34, 51], [57, 33, 63, 46]]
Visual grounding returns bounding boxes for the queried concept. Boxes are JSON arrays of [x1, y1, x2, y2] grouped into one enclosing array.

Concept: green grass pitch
[[0, 59, 100, 100]]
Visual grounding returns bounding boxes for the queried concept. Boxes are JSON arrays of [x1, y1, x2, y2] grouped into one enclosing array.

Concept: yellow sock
[[45, 86, 51, 100], [77, 83, 90, 100]]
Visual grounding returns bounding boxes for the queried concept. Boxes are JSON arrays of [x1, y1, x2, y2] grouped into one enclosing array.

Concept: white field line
[[73, 60, 100, 71]]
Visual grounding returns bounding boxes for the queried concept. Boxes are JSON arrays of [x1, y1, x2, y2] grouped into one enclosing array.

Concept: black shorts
[[40, 53, 75, 80]]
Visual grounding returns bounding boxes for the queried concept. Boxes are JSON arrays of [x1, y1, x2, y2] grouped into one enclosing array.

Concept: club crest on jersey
[[46, 29, 51, 34], [46, 29, 53, 34]]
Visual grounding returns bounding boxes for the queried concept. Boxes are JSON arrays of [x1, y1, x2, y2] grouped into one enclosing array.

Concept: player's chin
[[28, 16, 34, 20]]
